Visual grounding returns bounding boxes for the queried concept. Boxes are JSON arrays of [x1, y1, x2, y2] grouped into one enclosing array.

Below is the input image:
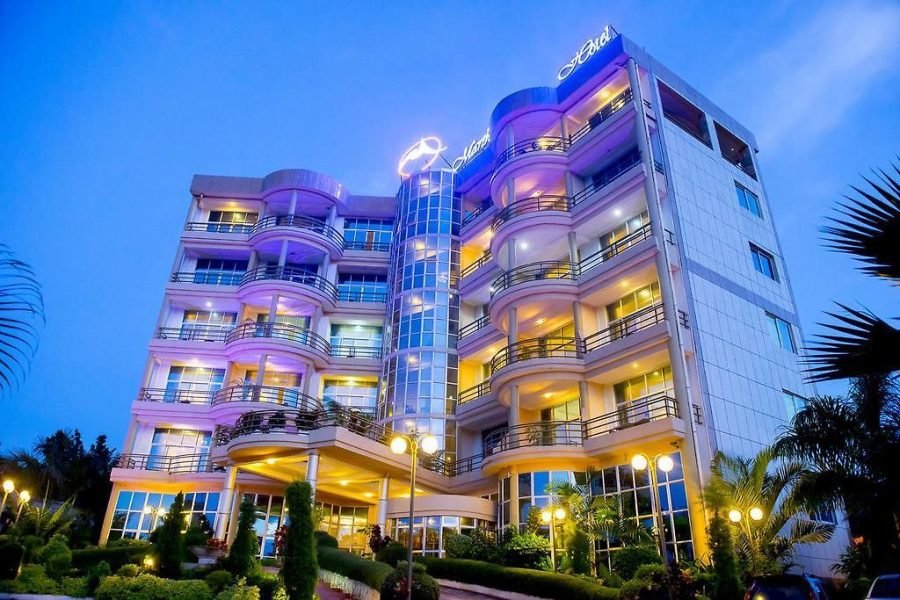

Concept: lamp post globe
[[631, 454, 649, 471], [420, 435, 439, 455], [728, 509, 742, 523], [390, 436, 408, 455], [749, 507, 764, 521]]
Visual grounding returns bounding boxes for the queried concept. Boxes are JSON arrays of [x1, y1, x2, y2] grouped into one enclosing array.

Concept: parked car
[[867, 575, 900, 600], [744, 575, 830, 600]]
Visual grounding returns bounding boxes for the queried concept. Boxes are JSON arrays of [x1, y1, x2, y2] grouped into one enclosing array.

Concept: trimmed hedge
[[95, 574, 213, 600], [316, 546, 393, 590], [418, 557, 621, 600], [71, 545, 148, 570]]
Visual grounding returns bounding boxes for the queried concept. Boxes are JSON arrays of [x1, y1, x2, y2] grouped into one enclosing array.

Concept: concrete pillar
[[327, 203, 337, 226], [508, 468, 520, 532], [506, 176, 516, 207], [288, 190, 298, 216], [578, 380, 591, 421], [564, 171, 576, 198], [506, 237, 517, 269], [567, 232, 579, 265], [98, 482, 121, 546], [247, 250, 259, 272], [572, 301, 584, 340], [301, 362, 315, 396], [267, 294, 280, 322], [278, 240, 289, 267], [215, 466, 238, 539], [306, 451, 320, 501], [560, 116, 569, 143], [376, 476, 390, 529], [509, 385, 520, 427], [225, 487, 242, 545], [507, 307, 517, 345], [255, 354, 268, 386]]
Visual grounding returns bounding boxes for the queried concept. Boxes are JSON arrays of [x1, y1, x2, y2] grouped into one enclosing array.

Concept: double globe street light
[[2, 480, 32, 523], [541, 507, 566, 572], [390, 430, 438, 600], [631, 453, 675, 600]]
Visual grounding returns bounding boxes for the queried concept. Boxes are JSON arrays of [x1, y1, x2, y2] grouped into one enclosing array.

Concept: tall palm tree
[[775, 375, 900, 575], [0, 244, 44, 395], [705, 448, 834, 576], [805, 165, 900, 381]]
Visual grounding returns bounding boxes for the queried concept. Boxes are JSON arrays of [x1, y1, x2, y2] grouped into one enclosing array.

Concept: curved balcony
[[578, 223, 652, 275], [491, 195, 572, 231], [136, 387, 214, 405], [225, 322, 331, 366], [460, 251, 493, 280], [490, 260, 577, 297], [250, 214, 344, 255], [493, 137, 568, 176], [115, 453, 223, 474], [483, 420, 583, 458], [584, 303, 665, 353], [212, 384, 322, 411], [567, 88, 635, 146], [240, 266, 338, 305], [491, 336, 585, 373]]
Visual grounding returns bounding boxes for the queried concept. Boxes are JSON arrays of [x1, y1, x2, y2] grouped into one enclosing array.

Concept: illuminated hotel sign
[[451, 128, 491, 171], [557, 25, 614, 81], [397, 136, 446, 178]]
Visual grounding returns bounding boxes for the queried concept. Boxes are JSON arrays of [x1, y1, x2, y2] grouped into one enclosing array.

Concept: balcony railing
[[213, 385, 322, 411], [241, 266, 339, 300], [252, 215, 344, 247], [336, 289, 388, 303], [330, 345, 382, 360], [428, 453, 484, 477], [490, 260, 577, 297], [155, 325, 230, 343], [225, 322, 331, 355], [136, 387, 215, 405], [491, 337, 585, 373], [460, 251, 492, 279], [343, 240, 390, 252], [461, 201, 493, 229], [458, 381, 491, 405], [579, 223, 652, 273], [493, 137, 568, 172], [492, 195, 572, 231], [458, 315, 490, 340], [583, 303, 665, 353], [184, 222, 254, 234], [568, 88, 634, 145], [582, 392, 678, 438], [570, 150, 643, 208], [171, 271, 243, 286], [115, 453, 223, 474], [484, 421, 583, 457]]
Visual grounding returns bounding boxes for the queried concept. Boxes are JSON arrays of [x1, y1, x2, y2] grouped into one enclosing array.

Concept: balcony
[[579, 223, 652, 274], [225, 322, 331, 355], [484, 421, 582, 457], [170, 271, 242, 286], [567, 88, 634, 146], [458, 381, 491, 405], [250, 215, 344, 252], [330, 345, 382, 360], [458, 315, 490, 340], [491, 337, 584, 373], [115, 453, 223, 474], [136, 387, 214, 405], [184, 222, 253, 235], [155, 325, 230, 343], [582, 392, 678, 438], [241, 266, 338, 301], [460, 250, 493, 279], [584, 303, 665, 353], [213, 384, 322, 411], [490, 260, 577, 297], [491, 195, 572, 231], [336, 289, 388, 303], [343, 240, 390, 253], [493, 137, 568, 176]]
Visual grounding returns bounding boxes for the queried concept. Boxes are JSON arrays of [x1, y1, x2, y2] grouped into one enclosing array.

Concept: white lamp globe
[[658, 455, 675, 473], [420, 435, 439, 455], [390, 436, 408, 455], [631, 454, 649, 471]]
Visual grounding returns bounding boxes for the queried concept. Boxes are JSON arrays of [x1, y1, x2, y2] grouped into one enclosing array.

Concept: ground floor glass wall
[[388, 515, 494, 557], [108, 490, 221, 541]]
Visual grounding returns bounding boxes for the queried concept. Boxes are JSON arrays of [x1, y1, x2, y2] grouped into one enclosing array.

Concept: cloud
[[723, 1, 900, 152]]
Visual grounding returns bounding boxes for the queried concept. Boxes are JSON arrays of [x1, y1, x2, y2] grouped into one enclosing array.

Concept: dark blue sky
[[1, 2, 898, 451]]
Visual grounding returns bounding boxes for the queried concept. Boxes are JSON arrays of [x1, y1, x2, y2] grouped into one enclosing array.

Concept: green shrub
[[225, 499, 259, 579], [317, 546, 392, 590], [598, 563, 623, 588], [95, 574, 214, 600], [41, 533, 73, 580], [419, 557, 620, 600], [216, 577, 261, 600], [621, 564, 698, 600], [443, 532, 474, 559], [7, 564, 60, 594], [380, 561, 439, 600], [313, 531, 338, 548], [72, 544, 148, 570], [568, 529, 592, 575], [443, 529, 498, 562], [247, 571, 280, 600], [60, 575, 90, 597], [87, 560, 112, 594], [0, 541, 24, 579], [154, 492, 187, 578], [500, 530, 550, 570], [611, 545, 661, 580], [376, 541, 409, 567], [115, 562, 140, 577], [708, 513, 742, 600], [207, 568, 235, 593], [22, 534, 44, 563], [281, 480, 317, 600]]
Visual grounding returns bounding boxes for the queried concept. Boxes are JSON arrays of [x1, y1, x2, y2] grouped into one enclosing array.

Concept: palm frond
[[821, 164, 900, 281], [0, 244, 44, 396], [803, 304, 900, 381]]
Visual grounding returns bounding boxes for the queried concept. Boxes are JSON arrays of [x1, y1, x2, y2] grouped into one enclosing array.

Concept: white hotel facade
[[100, 27, 848, 575]]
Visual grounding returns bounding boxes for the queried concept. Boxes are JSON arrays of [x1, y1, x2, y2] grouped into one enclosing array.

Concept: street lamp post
[[15, 490, 31, 521], [141, 505, 167, 534], [632, 453, 675, 600], [541, 507, 566, 572], [390, 430, 438, 600], [1, 480, 14, 513], [728, 506, 764, 568]]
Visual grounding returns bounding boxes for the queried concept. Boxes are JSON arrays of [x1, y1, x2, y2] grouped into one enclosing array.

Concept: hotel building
[[101, 27, 847, 575]]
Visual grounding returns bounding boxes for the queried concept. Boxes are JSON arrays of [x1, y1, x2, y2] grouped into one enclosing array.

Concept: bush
[[376, 541, 409, 567], [611, 546, 661, 580], [443, 533, 474, 559], [1, 564, 60, 594], [60, 575, 90, 597], [225, 499, 259, 579], [620, 564, 698, 600], [598, 563, 624, 588], [207, 568, 235, 593], [444, 529, 498, 562], [708, 512, 742, 600], [500, 530, 550, 570], [568, 530, 592, 575], [154, 492, 187, 578], [116, 562, 140, 577], [247, 571, 280, 600], [0, 541, 24, 579], [41, 533, 73, 580], [281, 480, 317, 600], [95, 574, 214, 600], [87, 560, 112, 594], [217, 577, 261, 600], [317, 546, 392, 590], [419, 557, 620, 600], [380, 561, 439, 600], [72, 544, 148, 570], [313, 531, 338, 548]]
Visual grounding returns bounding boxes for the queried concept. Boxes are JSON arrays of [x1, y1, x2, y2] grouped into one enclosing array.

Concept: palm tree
[[775, 375, 900, 575], [0, 244, 44, 395], [805, 164, 900, 381], [705, 448, 834, 576]]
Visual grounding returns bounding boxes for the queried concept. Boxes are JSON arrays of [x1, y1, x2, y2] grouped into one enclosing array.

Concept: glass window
[[735, 183, 762, 218], [149, 428, 211, 463], [322, 378, 378, 414], [750, 244, 778, 280], [207, 210, 257, 233], [337, 273, 388, 302], [766, 313, 797, 353], [108, 490, 220, 541], [782, 390, 806, 420], [343, 218, 393, 250], [193, 259, 247, 285], [165, 366, 225, 401]]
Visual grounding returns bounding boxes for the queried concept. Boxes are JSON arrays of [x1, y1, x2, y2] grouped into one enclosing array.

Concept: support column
[[255, 354, 268, 386], [306, 451, 320, 501], [301, 362, 315, 396], [376, 476, 390, 530], [98, 482, 121, 546], [564, 171, 575, 198], [278, 240, 289, 267], [506, 176, 516, 206], [247, 250, 259, 272], [567, 232, 579, 265], [559, 116, 569, 143], [288, 190, 298, 216], [225, 488, 241, 545], [507, 307, 517, 345], [509, 384, 520, 427], [266, 294, 280, 322], [572, 301, 584, 340], [215, 466, 238, 539], [578, 380, 591, 421], [508, 468, 520, 532]]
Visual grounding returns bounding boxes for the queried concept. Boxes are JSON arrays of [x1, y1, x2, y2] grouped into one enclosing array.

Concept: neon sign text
[[451, 128, 491, 171], [557, 25, 613, 81], [398, 136, 446, 178]]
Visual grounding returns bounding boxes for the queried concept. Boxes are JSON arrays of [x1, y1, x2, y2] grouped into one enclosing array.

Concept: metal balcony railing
[[241, 266, 339, 300], [330, 345, 382, 360], [115, 453, 223, 474], [493, 137, 568, 172], [225, 322, 331, 355], [136, 387, 215, 405], [170, 271, 243, 286], [568, 88, 634, 145], [212, 385, 322, 411], [490, 260, 577, 297], [252, 214, 344, 247], [583, 303, 665, 352], [491, 337, 585, 373], [336, 289, 388, 303], [458, 381, 491, 405], [155, 325, 230, 343], [184, 222, 254, 234], [570, 150, 643, 208], [578, 223, 652, 273], [492, 195, 572, 231], [460, 251, 492, 279], [343, 240, 391, 252], [458, 315, 490, 340], [582, 393, 678, 438], [461, 201, 494, 229], [483, 421, 583, 457]]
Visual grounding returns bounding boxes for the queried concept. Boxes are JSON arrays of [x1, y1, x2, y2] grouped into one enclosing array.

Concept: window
[[165, 366, 226, 401], [323, 378, 378, 413], [180, 310, 237, 340], [337, 273, 387, 302], [108, 490, 220, 541], [715, 122, 757, 179], [750, 244, 778, 280], [207, 210, 257, 233], [240, 493, 285, 558], [193, 258, 248, 285], [766, 313, 797, 352], [735, 183, 762, 218], [540, 398, 580, 422], [658, 81, 711, 147], [343, 218, 393, 250], [782, 390, 806, 420]]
